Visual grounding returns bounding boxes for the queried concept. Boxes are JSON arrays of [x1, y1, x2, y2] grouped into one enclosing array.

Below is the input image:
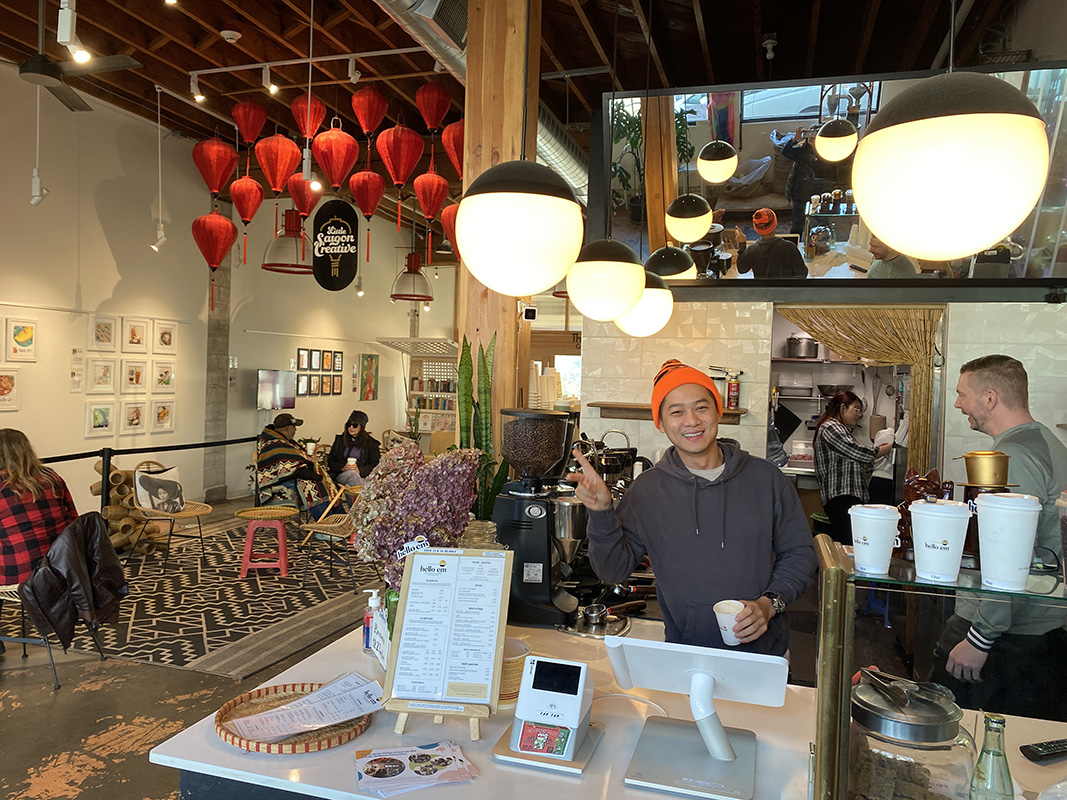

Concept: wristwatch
[[762, 592, 786, 615]]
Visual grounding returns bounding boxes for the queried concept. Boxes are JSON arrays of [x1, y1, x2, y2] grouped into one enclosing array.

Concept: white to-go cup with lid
[[976, 492, 1042, 591], [911, 500, 972, 583], [848, 504, 901, 575]]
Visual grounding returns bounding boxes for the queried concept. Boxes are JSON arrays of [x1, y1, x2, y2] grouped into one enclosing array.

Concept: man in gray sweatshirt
[[570, 359, 817, 656]]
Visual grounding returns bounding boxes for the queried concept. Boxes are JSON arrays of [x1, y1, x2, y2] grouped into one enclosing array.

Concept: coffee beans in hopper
[[501, 418, 568, 477]]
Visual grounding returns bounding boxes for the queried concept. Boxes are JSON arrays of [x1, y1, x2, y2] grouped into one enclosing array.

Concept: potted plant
[[457, 333, 509, 522]]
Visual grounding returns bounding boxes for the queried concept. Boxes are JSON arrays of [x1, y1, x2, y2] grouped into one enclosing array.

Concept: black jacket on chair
[[20, 511, 129, 650], [327, 434, 382, 480]]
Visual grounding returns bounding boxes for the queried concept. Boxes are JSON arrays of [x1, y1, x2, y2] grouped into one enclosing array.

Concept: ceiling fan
[[16, 0, 142, 112]]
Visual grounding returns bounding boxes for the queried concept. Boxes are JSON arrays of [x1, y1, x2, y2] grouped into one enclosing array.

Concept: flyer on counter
[[355, 740, 478, 797]]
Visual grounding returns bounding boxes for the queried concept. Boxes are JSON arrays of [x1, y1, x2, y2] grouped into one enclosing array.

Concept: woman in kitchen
[[813, 391, 893, 543]]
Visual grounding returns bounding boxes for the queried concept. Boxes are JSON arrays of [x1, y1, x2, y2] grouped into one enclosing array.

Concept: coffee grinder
[[493, 408, 579, 627]]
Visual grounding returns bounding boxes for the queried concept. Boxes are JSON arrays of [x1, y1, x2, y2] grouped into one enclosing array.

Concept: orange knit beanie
[[651, 359, 723, 429]]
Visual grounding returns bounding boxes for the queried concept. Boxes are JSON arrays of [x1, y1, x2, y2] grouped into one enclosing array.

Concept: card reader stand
[[491, 721, 604, 775]]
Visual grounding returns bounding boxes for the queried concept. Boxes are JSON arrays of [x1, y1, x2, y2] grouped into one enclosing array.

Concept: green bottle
[[969, 713, 1013, 800]]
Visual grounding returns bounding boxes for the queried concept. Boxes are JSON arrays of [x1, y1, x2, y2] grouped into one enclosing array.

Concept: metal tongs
[[859, 667, 954, 709]]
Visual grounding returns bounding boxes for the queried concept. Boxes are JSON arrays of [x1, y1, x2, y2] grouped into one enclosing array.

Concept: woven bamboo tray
[[214, 682, 371, 754]]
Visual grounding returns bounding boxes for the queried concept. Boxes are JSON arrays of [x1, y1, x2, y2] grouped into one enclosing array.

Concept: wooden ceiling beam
[[852, 0, 881, 75], [898, 0, 941, 71], [804, 0, 820, 78], [955, 0, 1007, 67], [630, 0, 669, 89], [539, 21, 592, 113], [690, 0, 715, 85], [567, 0, 625, 91]]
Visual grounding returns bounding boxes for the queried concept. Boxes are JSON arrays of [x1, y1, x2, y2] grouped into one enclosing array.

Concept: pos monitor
[[604, 635, 789, 800]]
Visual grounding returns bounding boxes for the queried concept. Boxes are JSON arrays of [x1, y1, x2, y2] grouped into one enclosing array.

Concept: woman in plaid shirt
[[1, 429, 78, 586], [813, 392, 893, 543]]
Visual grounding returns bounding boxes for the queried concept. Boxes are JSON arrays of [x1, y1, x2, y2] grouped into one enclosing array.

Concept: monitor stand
[[623, 716, 758, 800]]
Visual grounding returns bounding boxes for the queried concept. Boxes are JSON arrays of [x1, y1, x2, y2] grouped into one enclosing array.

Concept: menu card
[[355, 740, 478, 797]]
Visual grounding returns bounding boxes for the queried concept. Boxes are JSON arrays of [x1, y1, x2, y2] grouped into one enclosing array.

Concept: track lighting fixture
[[348, 57, 361, 84], [165, 0, 177, 5], [30, 168, 49, 206], [262, 66, 278, 95], [66, 40, 90, 63], [57, 1, 90, 63], [150, 223, 167, 251], [190, 74, 204, 103], [356, 275, 365, 297], [301, 147, 322, 192]]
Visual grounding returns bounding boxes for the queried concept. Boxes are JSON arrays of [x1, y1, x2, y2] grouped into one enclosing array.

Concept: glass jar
[[849, 674, 976, 800], [459, 519, 506, 549]]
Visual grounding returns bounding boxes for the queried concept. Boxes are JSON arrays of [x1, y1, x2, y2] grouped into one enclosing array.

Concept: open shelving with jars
[[377, 337, 458, 434]]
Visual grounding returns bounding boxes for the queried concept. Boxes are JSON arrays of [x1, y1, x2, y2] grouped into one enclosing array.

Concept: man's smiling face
[[659, 383, 721, 469]]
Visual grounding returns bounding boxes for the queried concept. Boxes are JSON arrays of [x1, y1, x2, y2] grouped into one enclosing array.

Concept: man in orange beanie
[[569, 359, 816, 656], [736, 207, 808, 279]]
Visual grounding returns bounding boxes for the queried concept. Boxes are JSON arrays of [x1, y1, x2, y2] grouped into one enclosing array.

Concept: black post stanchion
[[99, 447, 114, 514]]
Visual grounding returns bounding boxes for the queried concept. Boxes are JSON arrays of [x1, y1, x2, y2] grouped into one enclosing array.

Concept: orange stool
[[235, 507, 300, 578]]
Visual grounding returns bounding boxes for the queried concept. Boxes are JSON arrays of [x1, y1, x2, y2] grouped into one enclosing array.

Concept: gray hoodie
[[586, 439, 817, 655]]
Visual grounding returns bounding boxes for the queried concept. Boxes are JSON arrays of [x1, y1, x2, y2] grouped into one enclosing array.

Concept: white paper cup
[[976, 492, 1041, 591], [347, 458, 357, 466], [496, 638, 531, 708], [849, 504, 901, 574], [714, 599, 744, 646], [911, 500, 972, 583]]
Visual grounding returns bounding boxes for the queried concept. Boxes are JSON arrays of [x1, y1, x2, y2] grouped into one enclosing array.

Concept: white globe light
[[696, 140, 739, 184], [566, 239, 645, 321], [665, 194, 714, 243], [853, 71, 1049, 261], [814, 118, 858, 162], [615, 272, 674, 337], [455, 161, 583, 297]]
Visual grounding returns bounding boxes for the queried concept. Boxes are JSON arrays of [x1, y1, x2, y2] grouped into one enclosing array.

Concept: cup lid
[[848, 504, 900, 519], [910, 499, 971, 516], [975, 492, 1040, 510], [1056, 490, 1067, 509]]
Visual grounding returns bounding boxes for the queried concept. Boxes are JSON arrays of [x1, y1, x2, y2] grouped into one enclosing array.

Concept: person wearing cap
[[932, 354, 1067, 719], [735, 208, 808, 279], [569, 359, 817, 656], [255, 413, 331, 517], [327, 410, 382, 487], [867, 235, 917, 279]]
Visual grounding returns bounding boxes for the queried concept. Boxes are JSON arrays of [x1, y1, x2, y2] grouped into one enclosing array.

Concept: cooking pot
[[786, 333, 819, 359]]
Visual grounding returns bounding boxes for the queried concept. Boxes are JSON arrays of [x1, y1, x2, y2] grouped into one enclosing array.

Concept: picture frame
[[322, 350, 333, 371], [120, 401, 148, 435], [297, 348, 310, 370], [6, 318, 38, 362], [121, 359, 148, 394], [121, 317, 149, 353], [0, 369, 19, 411], [153, 320, 177, 354], [150, 399, 176, 432], [297, 374, 309, 396], [360, 353, 379, 401], [309, 375, 320, 396], [334, 351, 343, 372], [86, 357, 117, 394], [332, 375, 342, 394], [87, 314, 118, 352], [85, 400, 116, 438], [321, 375, 333, 395], [310, 349, 322, 371], [152, 360, 176, 393]]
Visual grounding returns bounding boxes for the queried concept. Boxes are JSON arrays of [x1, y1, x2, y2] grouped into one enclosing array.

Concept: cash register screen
[[532, 660, 582, 695]]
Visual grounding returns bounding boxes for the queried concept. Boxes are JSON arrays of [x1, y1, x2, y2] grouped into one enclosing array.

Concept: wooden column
[[455, 0, 540, 419], [643, 96, 679, 253]]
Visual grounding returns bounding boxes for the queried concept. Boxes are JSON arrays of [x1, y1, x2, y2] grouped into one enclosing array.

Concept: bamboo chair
[[297, 484, 365, 589], [126, 460, 212, 572]]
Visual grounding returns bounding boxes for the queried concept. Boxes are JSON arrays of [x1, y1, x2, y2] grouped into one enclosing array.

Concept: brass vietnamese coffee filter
[[960, 451, 1010, 486]]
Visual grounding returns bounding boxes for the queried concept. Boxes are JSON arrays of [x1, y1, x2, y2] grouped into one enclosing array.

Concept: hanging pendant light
[[615, 271, 674, 338], [696, 140, 738, 184], [262, 208, 313, 274], [565, 239, 645, 321], [665, 193, 714, 243], [853, 71, 1049, 261], [645, 245, 694, 277], [814, 118, 858, 162], [390, 252, 434, 302]]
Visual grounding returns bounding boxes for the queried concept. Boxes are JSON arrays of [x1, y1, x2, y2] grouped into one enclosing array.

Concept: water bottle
[[969, 713, 1013, 800]]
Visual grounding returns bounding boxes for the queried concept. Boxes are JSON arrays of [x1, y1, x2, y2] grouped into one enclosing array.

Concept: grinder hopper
[[499, 408, 571, 493]]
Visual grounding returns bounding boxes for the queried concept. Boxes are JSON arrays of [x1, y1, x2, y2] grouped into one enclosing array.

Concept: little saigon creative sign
[[312, 199, 360, 291]]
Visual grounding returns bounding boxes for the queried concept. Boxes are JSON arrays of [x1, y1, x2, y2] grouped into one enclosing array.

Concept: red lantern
[[229, 176, 265, 265], [349, 170, 386, 262], [414, 169, 450, 263], [191, 210, 238, 310], [377, 124, 424, 231], [416, 82, 451, 133], [291, 94, 326, 140], [351, 86, 388, 138], [312, 123, 360, 191], [286, 173, 323, 261], [441, 203, 460, 263], [442, 119, 464, 179], [192, 138, 238, 201], [254, 134, 302, 233], [231, 100, 268, 145]]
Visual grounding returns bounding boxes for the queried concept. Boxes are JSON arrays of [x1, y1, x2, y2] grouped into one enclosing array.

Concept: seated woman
[[327, 410, 382, 488], [255, 413, 330, 518], [1, 428, 78, 587]]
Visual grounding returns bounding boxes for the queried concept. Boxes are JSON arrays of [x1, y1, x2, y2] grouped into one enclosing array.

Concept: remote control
[[1020, 739, 1067, 762]]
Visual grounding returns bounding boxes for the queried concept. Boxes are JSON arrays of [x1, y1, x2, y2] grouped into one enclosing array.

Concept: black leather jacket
[[20, 511, 129, 650], [326, 433, 382, 479]]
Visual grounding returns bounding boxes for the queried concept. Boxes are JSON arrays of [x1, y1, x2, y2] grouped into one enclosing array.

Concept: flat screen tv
[[257, 369, 297, 410]]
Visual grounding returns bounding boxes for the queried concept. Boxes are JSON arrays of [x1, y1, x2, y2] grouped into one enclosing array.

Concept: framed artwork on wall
[[87, 358, 117, 394], [121, 318, 149, 353], [121, 359, 148, 394], [297, 348, 310, 370], [309, 375, 320, 396], [321, 375, 333, 395], [297, 374, 309, 396], [120, 401, 147, 435], [87, 314, 118, 352], [152, 360, 175, 393], [85, 400, 116, 438], [310, 349, 322, 371], [0, 369, 19, 411], [334, 351, 343, 372], [153, 321, 177, 354], [360, 353, 379, 401], [322, 350, 333, 371], [6, 318, 38, 362], [151, 399, 175, 432], [332, 375, 342, 394]]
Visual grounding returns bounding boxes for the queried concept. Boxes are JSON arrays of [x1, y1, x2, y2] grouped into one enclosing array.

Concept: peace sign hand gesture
[[566, 448, 613, 511]]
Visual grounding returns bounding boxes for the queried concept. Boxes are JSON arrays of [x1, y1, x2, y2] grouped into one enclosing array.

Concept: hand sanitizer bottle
[[363, 589, 381, 654]]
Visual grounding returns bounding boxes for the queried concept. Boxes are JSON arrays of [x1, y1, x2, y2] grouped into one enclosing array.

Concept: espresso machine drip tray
[[558, 614, 632, 639]]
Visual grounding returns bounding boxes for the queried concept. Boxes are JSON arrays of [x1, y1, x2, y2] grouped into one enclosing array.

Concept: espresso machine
[[493, 408, 580, 627]]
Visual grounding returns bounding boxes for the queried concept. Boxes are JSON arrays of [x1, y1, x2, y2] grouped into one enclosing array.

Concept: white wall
[[0, 66, 455, 509]]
